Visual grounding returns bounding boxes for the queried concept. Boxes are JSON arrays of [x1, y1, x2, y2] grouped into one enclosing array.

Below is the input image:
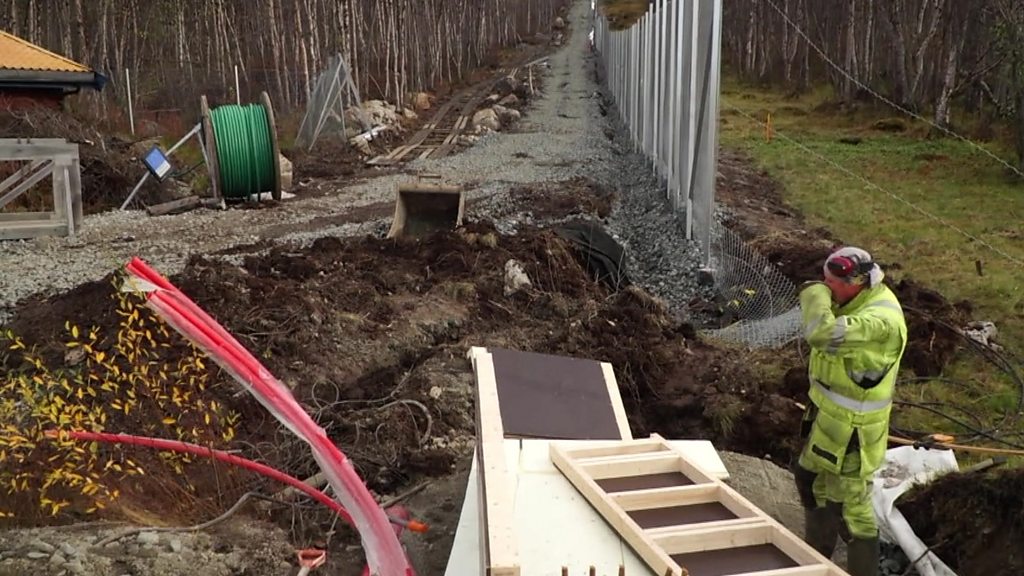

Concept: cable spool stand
[[201, 91, 282, 203], [121, 91, 282, 211]]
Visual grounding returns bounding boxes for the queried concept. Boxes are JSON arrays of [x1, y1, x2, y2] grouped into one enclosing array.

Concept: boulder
[[492, 105, 521, 125], [498, 94, 521, 108], [472, 108, 501, 132], [412, 92, 432, 110], [553, 16, 566, 30]]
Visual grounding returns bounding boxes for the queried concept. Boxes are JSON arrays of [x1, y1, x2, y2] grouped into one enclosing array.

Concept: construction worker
[[794, 247, 907, 576]]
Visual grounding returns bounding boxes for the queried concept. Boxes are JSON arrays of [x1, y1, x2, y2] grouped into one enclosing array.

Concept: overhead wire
[[762, 0, 1024, 181]]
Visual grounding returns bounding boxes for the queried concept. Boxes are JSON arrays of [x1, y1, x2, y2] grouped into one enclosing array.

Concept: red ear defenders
[[827, 255, 873, 278]]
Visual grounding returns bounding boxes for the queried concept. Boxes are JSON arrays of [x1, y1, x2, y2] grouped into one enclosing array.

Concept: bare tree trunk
[[73, 0, 87, 63], [842, 0, 858, 102]]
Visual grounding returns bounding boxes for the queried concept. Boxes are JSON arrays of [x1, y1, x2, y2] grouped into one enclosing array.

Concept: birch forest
[[722, 0, 1024, 139], [2, 0, 568, 112]]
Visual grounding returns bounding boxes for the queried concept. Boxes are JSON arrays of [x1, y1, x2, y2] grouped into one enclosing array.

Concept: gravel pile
[[0, 1, 711, 328]]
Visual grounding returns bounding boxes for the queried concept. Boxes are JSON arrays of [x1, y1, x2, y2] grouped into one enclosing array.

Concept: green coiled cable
[[209, 104, 275, 199]]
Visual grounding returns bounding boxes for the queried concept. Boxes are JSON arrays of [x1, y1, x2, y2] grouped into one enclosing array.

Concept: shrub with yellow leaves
[[0, 277, 239, 519]]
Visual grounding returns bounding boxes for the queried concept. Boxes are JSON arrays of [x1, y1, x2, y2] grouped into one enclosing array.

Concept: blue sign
[[143, 147, 173, 181]]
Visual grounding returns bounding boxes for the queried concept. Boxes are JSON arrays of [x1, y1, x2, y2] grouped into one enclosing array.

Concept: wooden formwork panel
[[550, 434, 851, 576]]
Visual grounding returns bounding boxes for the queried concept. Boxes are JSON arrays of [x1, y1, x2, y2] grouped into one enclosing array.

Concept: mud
[[900, 468, 1024, 576]]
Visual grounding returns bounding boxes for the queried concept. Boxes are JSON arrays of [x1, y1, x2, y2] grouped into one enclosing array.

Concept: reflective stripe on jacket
[[797, 282, 907, 478]]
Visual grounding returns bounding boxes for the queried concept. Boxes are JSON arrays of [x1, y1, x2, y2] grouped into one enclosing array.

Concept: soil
[[899, 468, 1024, 576], [509, 176, 616, 220]]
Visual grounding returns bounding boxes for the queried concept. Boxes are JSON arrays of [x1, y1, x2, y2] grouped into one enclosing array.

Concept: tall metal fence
[[592, 0, 722, 263], [592, 1, 801, 348]]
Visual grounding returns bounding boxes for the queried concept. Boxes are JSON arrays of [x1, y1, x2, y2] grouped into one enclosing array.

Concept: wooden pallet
[[550, 435, 851, 576]]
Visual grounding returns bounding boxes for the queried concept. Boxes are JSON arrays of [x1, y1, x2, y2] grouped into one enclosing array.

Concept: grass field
[[720, 77, 1024, 454]]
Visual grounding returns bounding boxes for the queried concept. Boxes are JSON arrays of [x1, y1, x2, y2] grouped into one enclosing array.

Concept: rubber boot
[[847, 536, 880, 576], [804, 506, 840, 558]]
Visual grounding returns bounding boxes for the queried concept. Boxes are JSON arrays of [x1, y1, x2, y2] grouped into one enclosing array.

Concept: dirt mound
[[509, 176, 615, 219], [893, 279, 973, 377], [899, 468, 1024, 576], [4, 220, 807, 527], [0, 109, 143, 213]]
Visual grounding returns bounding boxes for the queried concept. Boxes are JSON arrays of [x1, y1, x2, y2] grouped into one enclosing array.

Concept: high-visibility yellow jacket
[[797, 282, 907, 478]]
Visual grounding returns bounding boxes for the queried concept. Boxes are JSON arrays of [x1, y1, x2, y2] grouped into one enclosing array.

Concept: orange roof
[[0, 30, 91, 73]]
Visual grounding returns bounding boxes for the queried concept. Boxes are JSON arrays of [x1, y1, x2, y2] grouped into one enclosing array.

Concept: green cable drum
[[205, 92, 282, 201]]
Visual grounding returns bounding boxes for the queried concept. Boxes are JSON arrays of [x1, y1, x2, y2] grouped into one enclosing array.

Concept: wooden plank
[[0, 159, 46, 191], [652, 522, 772, 555], [602, 363, 633, 440], [581, 452, 683, 480], [561, 439, 670, 460], [730, 567, 830, 576], [644, 517, 767, 537], [147, 195, 202, 217], [551, 444, 684, 576], [0, 160, 53, 210], [0, 220, 68, 240], [471, 347, 520, 576], [611, 485, 718, 511], [0, 211, 58, 222]]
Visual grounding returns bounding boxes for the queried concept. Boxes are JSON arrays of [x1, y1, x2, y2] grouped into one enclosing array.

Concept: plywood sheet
[[489, 348, 626, 440]]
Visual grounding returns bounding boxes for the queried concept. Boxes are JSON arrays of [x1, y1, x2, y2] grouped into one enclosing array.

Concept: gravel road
[[1, 1, 709, 326]]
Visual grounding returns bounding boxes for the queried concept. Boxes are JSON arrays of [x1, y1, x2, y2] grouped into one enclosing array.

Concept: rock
[[361, 100, 401, 127], [457, 135, 479, 147], [59, 543, 78, 558], [492, 105, 521, 125], [168, 538, 183, 553], [504, 259, 533, 296], [429, 386, 443, 399], [136, 532, 160, 546], [349, 136, 372, 156], [553, 16, 566, 30], [136, 547, 159, 558], [412, 92, 432, 110], [485, 94, 501, 104], [880, 558, 901, 573], [278, 153, 293, 192], [66, 559, 86, 575], [29, 539, 57, 554], [498, 94, 520, 108], [402, 108, 417, 120], [49, 552, 66, 566], [471, 108, 501, 132], [26, 551, 50, 560]]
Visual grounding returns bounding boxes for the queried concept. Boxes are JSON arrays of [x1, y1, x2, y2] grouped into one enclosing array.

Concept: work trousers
[[794, 448, 877, 541]]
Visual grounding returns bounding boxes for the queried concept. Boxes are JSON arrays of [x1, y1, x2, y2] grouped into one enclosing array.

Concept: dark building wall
[[0, 89, 64, 110]]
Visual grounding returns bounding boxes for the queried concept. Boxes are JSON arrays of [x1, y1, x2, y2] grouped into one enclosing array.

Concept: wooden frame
[[469, 347, 520, 576], [0, 138, 82, 240], [551, 434, 851, 576]]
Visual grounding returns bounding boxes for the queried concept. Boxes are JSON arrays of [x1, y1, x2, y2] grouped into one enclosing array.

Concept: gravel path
[[0, 0, 709, 325]]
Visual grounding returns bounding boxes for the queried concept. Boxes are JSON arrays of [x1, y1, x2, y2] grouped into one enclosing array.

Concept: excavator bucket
[[387, 178, 465, 239]]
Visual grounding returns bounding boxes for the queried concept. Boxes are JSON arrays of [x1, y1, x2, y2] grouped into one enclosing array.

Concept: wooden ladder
[[550, 434, 850, 576]]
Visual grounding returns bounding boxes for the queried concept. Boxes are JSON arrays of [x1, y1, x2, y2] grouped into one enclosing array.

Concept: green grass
[[720, 78, 1024, 458]]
